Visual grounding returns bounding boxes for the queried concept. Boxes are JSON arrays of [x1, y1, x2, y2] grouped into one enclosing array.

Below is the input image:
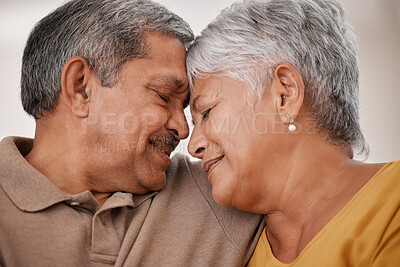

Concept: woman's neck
[[262, 139, 384, 263]]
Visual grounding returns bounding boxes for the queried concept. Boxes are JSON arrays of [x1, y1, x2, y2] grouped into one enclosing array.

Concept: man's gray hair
[[187, 0, 368, 155], [21, 0, 194, 118]]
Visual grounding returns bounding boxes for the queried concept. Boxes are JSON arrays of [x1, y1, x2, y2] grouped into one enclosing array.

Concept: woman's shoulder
[[373, 160, 400, 180]]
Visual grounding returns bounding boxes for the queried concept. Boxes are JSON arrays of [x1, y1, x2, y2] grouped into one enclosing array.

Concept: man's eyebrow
[[148, 74, 185, 90]]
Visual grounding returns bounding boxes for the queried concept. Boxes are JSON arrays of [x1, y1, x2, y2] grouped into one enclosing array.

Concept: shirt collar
[[0, 136, 159, 212], [0, 136, 71, 212]]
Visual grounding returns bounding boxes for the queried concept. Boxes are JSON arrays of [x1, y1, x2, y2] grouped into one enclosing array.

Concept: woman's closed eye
[[191, 108, 212, 126], [202, 108, 211, 120]]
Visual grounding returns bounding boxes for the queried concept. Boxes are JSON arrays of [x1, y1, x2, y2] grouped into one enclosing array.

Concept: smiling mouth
[[149, 141, 174, 157], [148, 133, 179, 158], [203, 155, 224, 174]]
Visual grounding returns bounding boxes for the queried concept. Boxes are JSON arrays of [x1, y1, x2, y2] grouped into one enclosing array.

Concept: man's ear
[[267, 63, 305, 124], [60, 56, 92, 118]]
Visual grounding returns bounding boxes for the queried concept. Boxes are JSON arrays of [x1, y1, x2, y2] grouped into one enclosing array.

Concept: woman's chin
[[212, 186, 234, 207]]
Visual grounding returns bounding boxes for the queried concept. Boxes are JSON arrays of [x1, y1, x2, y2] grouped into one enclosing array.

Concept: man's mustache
[[149, 133, 179, 151]]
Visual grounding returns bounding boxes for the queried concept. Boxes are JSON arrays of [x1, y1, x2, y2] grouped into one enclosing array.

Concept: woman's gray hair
[[187, 0, 368, 155], [21, 0, 194, 119]]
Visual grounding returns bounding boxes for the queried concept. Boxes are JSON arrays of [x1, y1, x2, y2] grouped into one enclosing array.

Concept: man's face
[[85, 32, 189, 194]]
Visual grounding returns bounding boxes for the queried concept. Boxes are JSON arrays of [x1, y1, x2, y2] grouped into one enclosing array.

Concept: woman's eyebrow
[[191, 95, 201, 112]]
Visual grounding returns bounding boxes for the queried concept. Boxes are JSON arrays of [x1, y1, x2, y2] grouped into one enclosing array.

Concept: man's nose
[[188, 126, 207, 159], [166, 108, 189, 140]]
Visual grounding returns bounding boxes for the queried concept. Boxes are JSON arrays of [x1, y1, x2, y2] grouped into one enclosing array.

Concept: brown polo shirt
[[0, 137, 264, 266]]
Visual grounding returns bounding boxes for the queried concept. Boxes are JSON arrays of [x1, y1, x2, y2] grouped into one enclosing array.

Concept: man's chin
[[137, 171, 168, 193]]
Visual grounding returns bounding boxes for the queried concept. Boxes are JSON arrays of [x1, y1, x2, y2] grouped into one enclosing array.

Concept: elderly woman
[[186, 0, 400, 265]]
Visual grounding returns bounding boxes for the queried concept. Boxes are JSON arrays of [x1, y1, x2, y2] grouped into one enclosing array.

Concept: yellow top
[[247, 161, 400, 267]]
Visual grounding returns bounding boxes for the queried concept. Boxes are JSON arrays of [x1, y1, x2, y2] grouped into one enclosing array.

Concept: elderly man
[[0, 0, 263, 266]]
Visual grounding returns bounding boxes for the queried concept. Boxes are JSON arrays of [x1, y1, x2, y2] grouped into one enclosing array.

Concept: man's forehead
[[144, 32, 187, 60]]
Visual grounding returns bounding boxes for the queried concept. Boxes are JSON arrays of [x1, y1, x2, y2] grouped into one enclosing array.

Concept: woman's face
[[189, 75, 288, 211]]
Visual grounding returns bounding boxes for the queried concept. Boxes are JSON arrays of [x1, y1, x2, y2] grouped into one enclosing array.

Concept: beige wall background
[[0, 0, 399, 163]]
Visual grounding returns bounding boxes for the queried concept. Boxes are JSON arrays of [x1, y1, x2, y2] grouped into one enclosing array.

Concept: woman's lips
[[208, 157, 223, 177], [203, 155, 224, 175]]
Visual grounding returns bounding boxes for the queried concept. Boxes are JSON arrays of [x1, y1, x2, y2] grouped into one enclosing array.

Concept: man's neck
[[25, 120, 114, 206], [25, 139, 88, 193]]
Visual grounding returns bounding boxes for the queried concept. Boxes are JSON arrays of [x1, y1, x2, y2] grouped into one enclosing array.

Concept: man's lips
[[203, 155, 224, 174], [148, 133, 179, 158], [150, 141, 174, 157]]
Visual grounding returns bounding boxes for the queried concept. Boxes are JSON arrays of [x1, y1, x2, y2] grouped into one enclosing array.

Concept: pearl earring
[[286, 114, 296, 132]]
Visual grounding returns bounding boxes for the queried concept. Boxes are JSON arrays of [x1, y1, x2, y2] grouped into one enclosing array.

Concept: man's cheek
[[119, 112, 141, 135], [140, 107, 168, 134]]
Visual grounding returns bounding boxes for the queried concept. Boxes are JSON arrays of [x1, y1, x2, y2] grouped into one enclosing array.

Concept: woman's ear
[[60, 56, 92, 118], [268, 63, 305, 124]]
